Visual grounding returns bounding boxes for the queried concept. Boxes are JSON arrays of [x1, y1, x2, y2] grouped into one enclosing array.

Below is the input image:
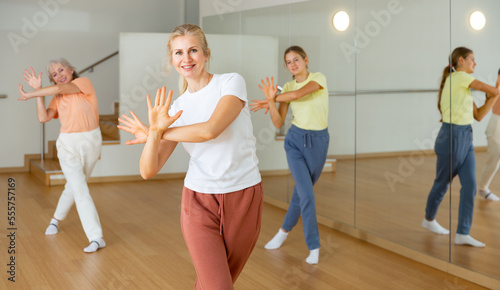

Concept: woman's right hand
[[118, 110, 150, 145], [249, 99, 270, 114], [258, 77, 278, 102], [23, 67, 42, 90], [17, 84, 31, 101]]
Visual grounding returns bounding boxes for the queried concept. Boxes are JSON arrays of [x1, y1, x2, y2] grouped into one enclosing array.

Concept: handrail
[[78, 51, 119, 74], [328, 88, 493, 97], [329, 89, 439, 97]]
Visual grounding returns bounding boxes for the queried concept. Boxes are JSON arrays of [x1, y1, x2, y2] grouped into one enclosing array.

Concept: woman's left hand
[[148, 86, 182, 133], [258, 77, 278, 102]]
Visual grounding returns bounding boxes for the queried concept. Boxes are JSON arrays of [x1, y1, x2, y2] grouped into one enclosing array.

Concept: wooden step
[[323, 158, 336, 173], [30, 134, 119, 186], [99, 101, 120, 143], [30, 158, 65, 186]]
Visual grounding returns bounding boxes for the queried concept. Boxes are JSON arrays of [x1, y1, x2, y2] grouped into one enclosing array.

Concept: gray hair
[[46, 57, 79, 84]]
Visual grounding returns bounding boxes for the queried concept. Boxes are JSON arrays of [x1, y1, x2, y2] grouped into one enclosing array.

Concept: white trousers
[[478, 114, 500, 192], [53, 127, 103, 242]]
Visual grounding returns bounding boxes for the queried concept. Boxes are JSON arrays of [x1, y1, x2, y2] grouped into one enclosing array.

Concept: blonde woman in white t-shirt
[[118, 24, 262, 290]]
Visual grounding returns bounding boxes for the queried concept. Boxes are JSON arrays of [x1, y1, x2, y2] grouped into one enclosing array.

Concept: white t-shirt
[[169, 73, 261, 194]]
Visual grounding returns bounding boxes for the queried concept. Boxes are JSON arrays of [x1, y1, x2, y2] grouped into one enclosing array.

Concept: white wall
[[200, 0, 309, 18], [451, 0, 500, 147], [202, 0, 500, 155], [4, 0, 500, 172], [0, 0, 183, 168], [203, 0, 356, 156], [355, 0, 500, 152], [95, 32, 286, 178]]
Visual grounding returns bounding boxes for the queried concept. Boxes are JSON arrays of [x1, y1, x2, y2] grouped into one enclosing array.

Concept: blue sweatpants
[[282, 125, 329, 250], [425, 123, 476, 235]]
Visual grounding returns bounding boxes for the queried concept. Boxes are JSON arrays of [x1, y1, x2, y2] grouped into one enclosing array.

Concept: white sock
[[306, 248, 319, 264], [45, 218, 59, 235], [422, 219, 449, 234], [479, 190, 500, 201], [454, 234, 485, 247], [265, 228, 288, 250], [486, 193, 500, 201], [84, 237, 106, 253]]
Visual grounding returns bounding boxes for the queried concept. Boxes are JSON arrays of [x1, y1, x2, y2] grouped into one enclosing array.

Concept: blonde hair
[[47, 57, 79, 84], [166, 24, 211, 94]]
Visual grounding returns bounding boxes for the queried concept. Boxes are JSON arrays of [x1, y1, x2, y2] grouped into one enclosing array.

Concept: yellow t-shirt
[[440, 71, 475, 125], [48, 77, 99, 133], [282, 72, 328, 130]]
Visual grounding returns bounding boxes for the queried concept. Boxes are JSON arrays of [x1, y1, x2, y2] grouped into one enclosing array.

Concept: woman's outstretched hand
[[17, 84, 30, 101], [23, 67, 42, 90], [118, 110, 150, 145], [249, 99, 270, 114], [148, 86, 182, 134], [18, 67, 43, 101], [258, 76, 278, 102]]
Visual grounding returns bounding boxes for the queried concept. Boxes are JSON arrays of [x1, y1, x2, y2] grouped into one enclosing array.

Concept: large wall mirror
[[449, 0, 500, 281], [354, 0, 451, 261], [202, 0, 357, 227], [202, 0, 500, 285]]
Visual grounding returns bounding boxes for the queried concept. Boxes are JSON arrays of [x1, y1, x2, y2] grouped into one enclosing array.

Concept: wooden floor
[[0, 172, 487, 289], [354, 152, 500, 280]]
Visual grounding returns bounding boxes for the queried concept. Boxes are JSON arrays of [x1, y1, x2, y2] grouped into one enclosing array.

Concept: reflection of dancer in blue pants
[[251, 46, 329, 264], [422, 47, 500, 247]]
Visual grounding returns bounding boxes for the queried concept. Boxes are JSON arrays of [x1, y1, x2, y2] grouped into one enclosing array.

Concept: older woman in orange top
[[18, 58, 105, 253]]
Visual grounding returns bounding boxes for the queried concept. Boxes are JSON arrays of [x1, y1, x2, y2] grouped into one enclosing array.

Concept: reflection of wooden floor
[[0, 173, 483, 289], [293, 152, 499, 284]]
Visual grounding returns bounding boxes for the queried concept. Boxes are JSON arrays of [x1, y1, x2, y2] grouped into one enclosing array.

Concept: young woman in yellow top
[[251, 46, 329, 264], [422, 47, 500, 247]]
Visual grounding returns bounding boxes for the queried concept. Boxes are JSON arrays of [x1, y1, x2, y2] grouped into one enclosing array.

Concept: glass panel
[[202, 0, 357, 224], [287, 0, 356, 226], [450, 0, 500, 281], [354, 0, 451, 262], [203, 8, 290, 204]]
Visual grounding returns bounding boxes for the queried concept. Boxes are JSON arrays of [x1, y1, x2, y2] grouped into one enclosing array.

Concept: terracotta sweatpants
[[181, 182, 263, 290]]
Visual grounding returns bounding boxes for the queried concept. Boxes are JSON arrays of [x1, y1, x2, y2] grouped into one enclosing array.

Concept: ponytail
[[437, 66, 452, 114], [437, 46, 473, 115], [179, 76, 188, 95]]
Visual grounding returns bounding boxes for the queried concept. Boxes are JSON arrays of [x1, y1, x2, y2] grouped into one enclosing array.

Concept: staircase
[[323, 157, 337, 173], [29, 102, 120, 186]]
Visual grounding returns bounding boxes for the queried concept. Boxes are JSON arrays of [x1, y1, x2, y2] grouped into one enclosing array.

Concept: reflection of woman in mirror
[[17, 58, 105, 253], [118, 24, 263, 289], [423, 47, 500, 247], [477, 68, 500, 201], [251, 46, 329, 264]]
